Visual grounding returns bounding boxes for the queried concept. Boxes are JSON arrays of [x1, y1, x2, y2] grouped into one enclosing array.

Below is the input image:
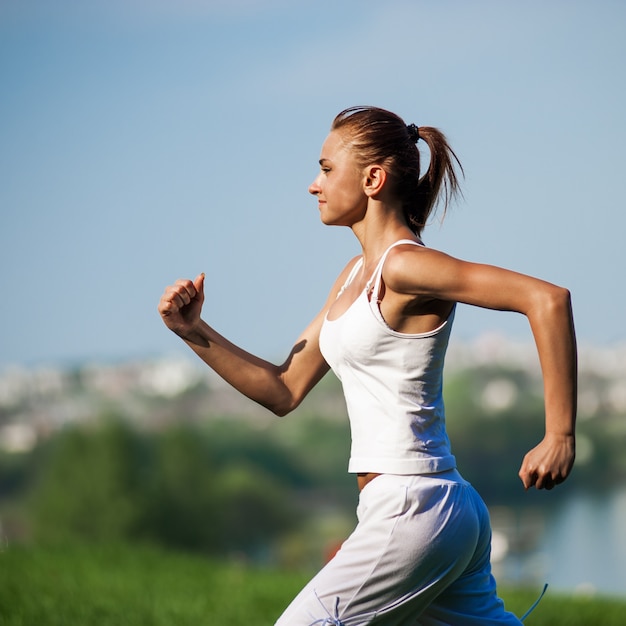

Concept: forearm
[[527, 286, 577, 436], [158, 273, 334, 417], [179, 320, 294, 415]]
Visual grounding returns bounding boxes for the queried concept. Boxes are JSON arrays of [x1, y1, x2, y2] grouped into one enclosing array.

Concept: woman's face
[[309, 131, 368, 227]]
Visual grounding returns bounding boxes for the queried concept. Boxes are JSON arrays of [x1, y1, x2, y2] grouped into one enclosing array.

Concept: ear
[[363, 165, 387, 197]]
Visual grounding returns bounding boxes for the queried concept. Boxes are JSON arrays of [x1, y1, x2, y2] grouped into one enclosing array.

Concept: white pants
[[275, 471, 523, 625]]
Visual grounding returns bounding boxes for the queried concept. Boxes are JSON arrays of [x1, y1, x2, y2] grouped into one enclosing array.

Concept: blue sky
[[1, 0, 625, 367]]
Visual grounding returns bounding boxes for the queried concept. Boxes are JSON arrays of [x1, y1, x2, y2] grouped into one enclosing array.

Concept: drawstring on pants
[[520, 583, 549, 622], [308, 593, 344, 626], [306, 591, 377, 626]]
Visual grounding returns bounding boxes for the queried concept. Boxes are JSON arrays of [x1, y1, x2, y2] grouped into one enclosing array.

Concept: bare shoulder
[[324, 254, 363, 300], [334, 254, 362, 285], [343, 253, 363, 274], [382, 243, 458, 295]]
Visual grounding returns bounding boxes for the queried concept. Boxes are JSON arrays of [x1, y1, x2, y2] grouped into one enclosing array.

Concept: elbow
[[532, 284, 574, 323], [271, 405, 292, 418], [550, 285, 573, 313], [268, 402, 298, 418], [244, 368, 301, 417], [266, 369, 312, 417], [266, 393, 302, 418]]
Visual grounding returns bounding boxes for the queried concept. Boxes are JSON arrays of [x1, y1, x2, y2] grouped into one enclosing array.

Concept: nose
[[309, 174, 321, 196]]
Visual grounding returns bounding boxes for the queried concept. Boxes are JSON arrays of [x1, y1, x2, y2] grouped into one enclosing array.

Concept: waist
[[357, 472, 381, 491], [357, 468, 467, 491]]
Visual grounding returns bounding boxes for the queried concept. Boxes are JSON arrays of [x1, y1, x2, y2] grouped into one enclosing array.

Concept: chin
[[320, 216, 344, 227], [319, 211, 350, 228]]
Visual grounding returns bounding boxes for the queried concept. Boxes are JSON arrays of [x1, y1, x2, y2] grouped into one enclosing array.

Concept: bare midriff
[[357, 472, 381, 491]]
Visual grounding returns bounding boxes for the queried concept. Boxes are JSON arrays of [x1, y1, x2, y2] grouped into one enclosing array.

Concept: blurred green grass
[[0, 542, 304, 625], [0, 542, 624, 625]]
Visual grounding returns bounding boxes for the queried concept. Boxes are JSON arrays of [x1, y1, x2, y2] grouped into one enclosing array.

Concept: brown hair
[[331, 106, 463, 236]]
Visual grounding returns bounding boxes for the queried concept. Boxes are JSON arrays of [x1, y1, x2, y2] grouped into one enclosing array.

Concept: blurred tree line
[[0, 365, 623, 562], [0, 413, 357, 564]]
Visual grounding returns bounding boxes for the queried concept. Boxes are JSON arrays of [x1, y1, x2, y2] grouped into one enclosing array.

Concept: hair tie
[[407, 123, 420, 143]]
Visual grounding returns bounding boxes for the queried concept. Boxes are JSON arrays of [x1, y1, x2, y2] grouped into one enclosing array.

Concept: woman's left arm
[[511, 283, 576, 490], [386, 245, 577, 490]]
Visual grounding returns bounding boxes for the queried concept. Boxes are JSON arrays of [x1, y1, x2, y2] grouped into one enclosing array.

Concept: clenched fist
[[158, 273, 205, 338]]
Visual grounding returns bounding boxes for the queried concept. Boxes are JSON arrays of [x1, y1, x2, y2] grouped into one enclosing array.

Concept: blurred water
[[491, 488, 626, 598]]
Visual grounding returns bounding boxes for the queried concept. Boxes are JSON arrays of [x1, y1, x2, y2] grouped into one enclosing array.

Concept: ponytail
[[410, 125, 463, 235]]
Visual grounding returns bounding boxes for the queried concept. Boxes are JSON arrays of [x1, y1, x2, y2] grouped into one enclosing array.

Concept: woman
[[158, 106, 577, 625]]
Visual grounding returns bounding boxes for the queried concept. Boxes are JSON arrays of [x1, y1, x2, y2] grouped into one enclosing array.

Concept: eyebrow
[[319, 158, 331, 166]]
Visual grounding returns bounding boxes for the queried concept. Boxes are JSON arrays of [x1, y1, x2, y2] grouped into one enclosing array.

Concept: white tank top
[[319, 239, 457, 475]]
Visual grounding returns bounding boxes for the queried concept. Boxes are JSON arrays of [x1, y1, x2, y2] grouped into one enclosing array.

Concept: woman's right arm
[[158, 263, 355, 416]]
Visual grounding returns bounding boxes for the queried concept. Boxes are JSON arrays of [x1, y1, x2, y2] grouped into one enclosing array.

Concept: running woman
[[158, 106, 577, 625]]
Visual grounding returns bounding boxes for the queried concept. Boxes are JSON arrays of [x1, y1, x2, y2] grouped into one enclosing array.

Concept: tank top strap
[[366, 239, 424, 300], [337, 257, 364, 298]]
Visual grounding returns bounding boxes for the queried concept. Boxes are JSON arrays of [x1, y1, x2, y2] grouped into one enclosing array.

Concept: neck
[[351, 199, 417, 265]]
